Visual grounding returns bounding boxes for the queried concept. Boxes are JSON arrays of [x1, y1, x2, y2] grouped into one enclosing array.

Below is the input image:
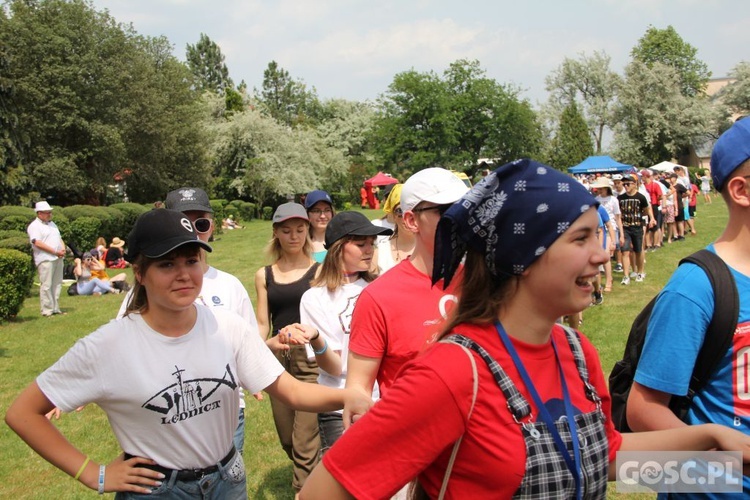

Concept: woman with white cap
[[300, 159, 750, 499], [254, 202, 324, 494], [6, 209, 370, 499]]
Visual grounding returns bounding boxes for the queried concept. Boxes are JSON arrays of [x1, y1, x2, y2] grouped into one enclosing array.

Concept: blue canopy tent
[[567, 156, 634, 174]]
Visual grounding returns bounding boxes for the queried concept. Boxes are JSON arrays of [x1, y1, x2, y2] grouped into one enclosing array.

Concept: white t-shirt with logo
[[37, 306, 283, 470]]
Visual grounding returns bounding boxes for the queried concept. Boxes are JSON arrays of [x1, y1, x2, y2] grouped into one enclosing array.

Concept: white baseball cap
[[34, 201, 53, 212], [400, 168, 469, 213]]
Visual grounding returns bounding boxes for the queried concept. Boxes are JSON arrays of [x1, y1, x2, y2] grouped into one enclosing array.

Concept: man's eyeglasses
[[412, 204, 451, 216], [622, 182, 634, 186], [193, 217, 212, 233], [308, 208, 333, 216]]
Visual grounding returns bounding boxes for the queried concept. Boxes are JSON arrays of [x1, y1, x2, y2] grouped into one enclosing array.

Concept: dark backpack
[[608, 249, 739, 432]]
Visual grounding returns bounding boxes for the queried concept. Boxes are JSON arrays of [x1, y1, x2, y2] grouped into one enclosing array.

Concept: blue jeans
[[114, 450, 246, 499], [318, 412, 343, 454], [233, 407, 245, 455], [77, 278, 114, 295]]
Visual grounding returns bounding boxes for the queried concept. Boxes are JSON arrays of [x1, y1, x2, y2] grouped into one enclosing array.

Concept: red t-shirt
[[644, 180, 663, 206], [348, 259, 461, 395], [324, 323, 622, 499]]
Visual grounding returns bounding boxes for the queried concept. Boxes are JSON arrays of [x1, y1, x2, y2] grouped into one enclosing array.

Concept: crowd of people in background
[[14, 115, 750, 499]]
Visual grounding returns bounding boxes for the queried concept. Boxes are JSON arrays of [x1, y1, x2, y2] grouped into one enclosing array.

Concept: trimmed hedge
[[0, 215, 32, 232], [0, 248, 34, 320], [262, 206, 273, 220], [0, 236, 32, 255], [0, 230, 26, 240], [67, 216, 103, 252], [227, 200, 256, 222]]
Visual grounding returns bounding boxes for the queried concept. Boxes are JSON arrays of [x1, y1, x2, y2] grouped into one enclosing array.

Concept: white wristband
[[97, 465, 105, 494]]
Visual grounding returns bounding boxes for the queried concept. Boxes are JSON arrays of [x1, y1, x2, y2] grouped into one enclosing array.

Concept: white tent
[[650, 160, 687, 172]]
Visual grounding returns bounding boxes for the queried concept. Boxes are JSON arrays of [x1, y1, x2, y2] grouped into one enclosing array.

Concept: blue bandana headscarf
[[433, 159, 599, 287]]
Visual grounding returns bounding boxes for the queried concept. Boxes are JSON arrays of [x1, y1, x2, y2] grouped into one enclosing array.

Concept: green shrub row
[[0, 203, 151, 257], [0, 248, 34, 320]]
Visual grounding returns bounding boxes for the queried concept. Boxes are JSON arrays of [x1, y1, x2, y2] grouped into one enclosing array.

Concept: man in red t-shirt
[[346, 168, 468, 408]]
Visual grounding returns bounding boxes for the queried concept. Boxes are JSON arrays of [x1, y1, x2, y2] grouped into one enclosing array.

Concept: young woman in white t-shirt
[[287, 212, 391, 453], [5, 209, 370, 499]]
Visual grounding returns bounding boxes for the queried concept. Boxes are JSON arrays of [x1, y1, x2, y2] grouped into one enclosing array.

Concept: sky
[[89, 0, 750, 106]]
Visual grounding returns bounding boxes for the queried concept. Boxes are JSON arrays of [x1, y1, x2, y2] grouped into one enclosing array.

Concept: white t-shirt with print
[[37, 306, 283, 470]]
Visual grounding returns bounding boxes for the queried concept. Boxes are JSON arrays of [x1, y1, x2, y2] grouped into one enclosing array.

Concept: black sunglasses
[[412, 204, 451, 216], [193, 217, 212, 233]]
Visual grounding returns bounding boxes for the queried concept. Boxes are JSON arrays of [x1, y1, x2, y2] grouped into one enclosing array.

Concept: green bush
[[0, 215, 31, 232], [110, 203, 149, 234], [0, 206, 35, 222], [68, 217, 102, 252], [0, 236, 32, 256], [227, 200, 255, 222], [0, 229, 26, 240], [262, 206, 273, 220], [0, 248, 34, 320], [60, 205, 126, 242], [210, 200, 227, 222]]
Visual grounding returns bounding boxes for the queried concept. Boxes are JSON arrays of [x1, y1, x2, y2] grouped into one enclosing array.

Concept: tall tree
[[0, 7, 29, 205], [631, 25, 711, 97], [719, 61, 750, 117], [613, 60, 718, 166], [2, 0, 209, 205], [371, 60, 541, 179], [186, 33, 233, 94], [255, 61, 321, 127], [208, 105, 347, 206], [545, 51, 620, 153], [548, 101, 594, 171]]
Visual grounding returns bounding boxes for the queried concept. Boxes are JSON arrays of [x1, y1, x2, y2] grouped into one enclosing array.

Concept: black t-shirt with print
[[617, 191, 649, 227]]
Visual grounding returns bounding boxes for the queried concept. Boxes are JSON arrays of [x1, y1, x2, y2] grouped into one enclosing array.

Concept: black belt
[[124, 446, 236, 481]]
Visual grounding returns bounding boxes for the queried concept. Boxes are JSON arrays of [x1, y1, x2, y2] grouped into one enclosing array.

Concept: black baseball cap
[[125, 209, 212, 262], [621, 175, 636, 183], [324, 212, 392, 249], [165, 187, 213, 213]]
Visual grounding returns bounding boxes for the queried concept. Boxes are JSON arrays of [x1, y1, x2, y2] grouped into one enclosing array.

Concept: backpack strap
[[676, 249, 739, 407], [437, 338, 479, 500]]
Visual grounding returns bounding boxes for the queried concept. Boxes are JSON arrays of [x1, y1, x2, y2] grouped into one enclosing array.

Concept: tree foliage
[[548, 102, 594, 171], [370, 59, 541, 179], [613, 61, 719, 167], [631, 25, 711, 97], [1, 0, 209, 205], [545, 51, 620, 153], [207, 104, 347, 207], [719, 61, 750, 117], [255, 61, 322, 127], [186, 33, 233, 94]]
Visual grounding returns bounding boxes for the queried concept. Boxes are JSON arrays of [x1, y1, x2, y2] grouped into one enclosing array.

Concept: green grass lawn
[[0, 200, 729, 498]]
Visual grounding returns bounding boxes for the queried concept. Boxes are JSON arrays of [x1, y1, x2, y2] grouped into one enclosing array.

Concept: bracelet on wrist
[[74, 456, 90, 481], [313, 339, 328, 356], [98, 465, 105, 495], [310, 329, 320, 341]]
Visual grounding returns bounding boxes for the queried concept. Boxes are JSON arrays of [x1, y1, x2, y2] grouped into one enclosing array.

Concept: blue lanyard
[[495, 321, 582, 500]]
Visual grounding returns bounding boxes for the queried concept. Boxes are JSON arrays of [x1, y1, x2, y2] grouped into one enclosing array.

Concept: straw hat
[[110, 237, 125, 248]]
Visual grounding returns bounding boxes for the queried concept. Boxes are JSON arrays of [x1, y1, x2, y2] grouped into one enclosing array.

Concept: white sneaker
[[621, 276, 630, 285], [629, 271, 637, 278], [635, 273, 644, 282]]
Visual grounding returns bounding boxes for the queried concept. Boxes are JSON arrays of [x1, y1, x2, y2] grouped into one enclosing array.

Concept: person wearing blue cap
[[6, 209, 372, 499], [627, 116, 750, 498], [300, 159, 750, 499], [305, 190, 335, 263]]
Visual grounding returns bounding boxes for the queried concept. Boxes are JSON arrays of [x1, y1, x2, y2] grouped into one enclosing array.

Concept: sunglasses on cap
[[193, 217, 212, 233]]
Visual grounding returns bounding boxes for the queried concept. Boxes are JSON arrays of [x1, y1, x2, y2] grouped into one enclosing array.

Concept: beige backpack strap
[[438, 344, 478, 500]]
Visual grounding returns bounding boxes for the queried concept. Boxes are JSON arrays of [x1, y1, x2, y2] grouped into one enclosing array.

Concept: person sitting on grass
[[73, 252, 119, 296]]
